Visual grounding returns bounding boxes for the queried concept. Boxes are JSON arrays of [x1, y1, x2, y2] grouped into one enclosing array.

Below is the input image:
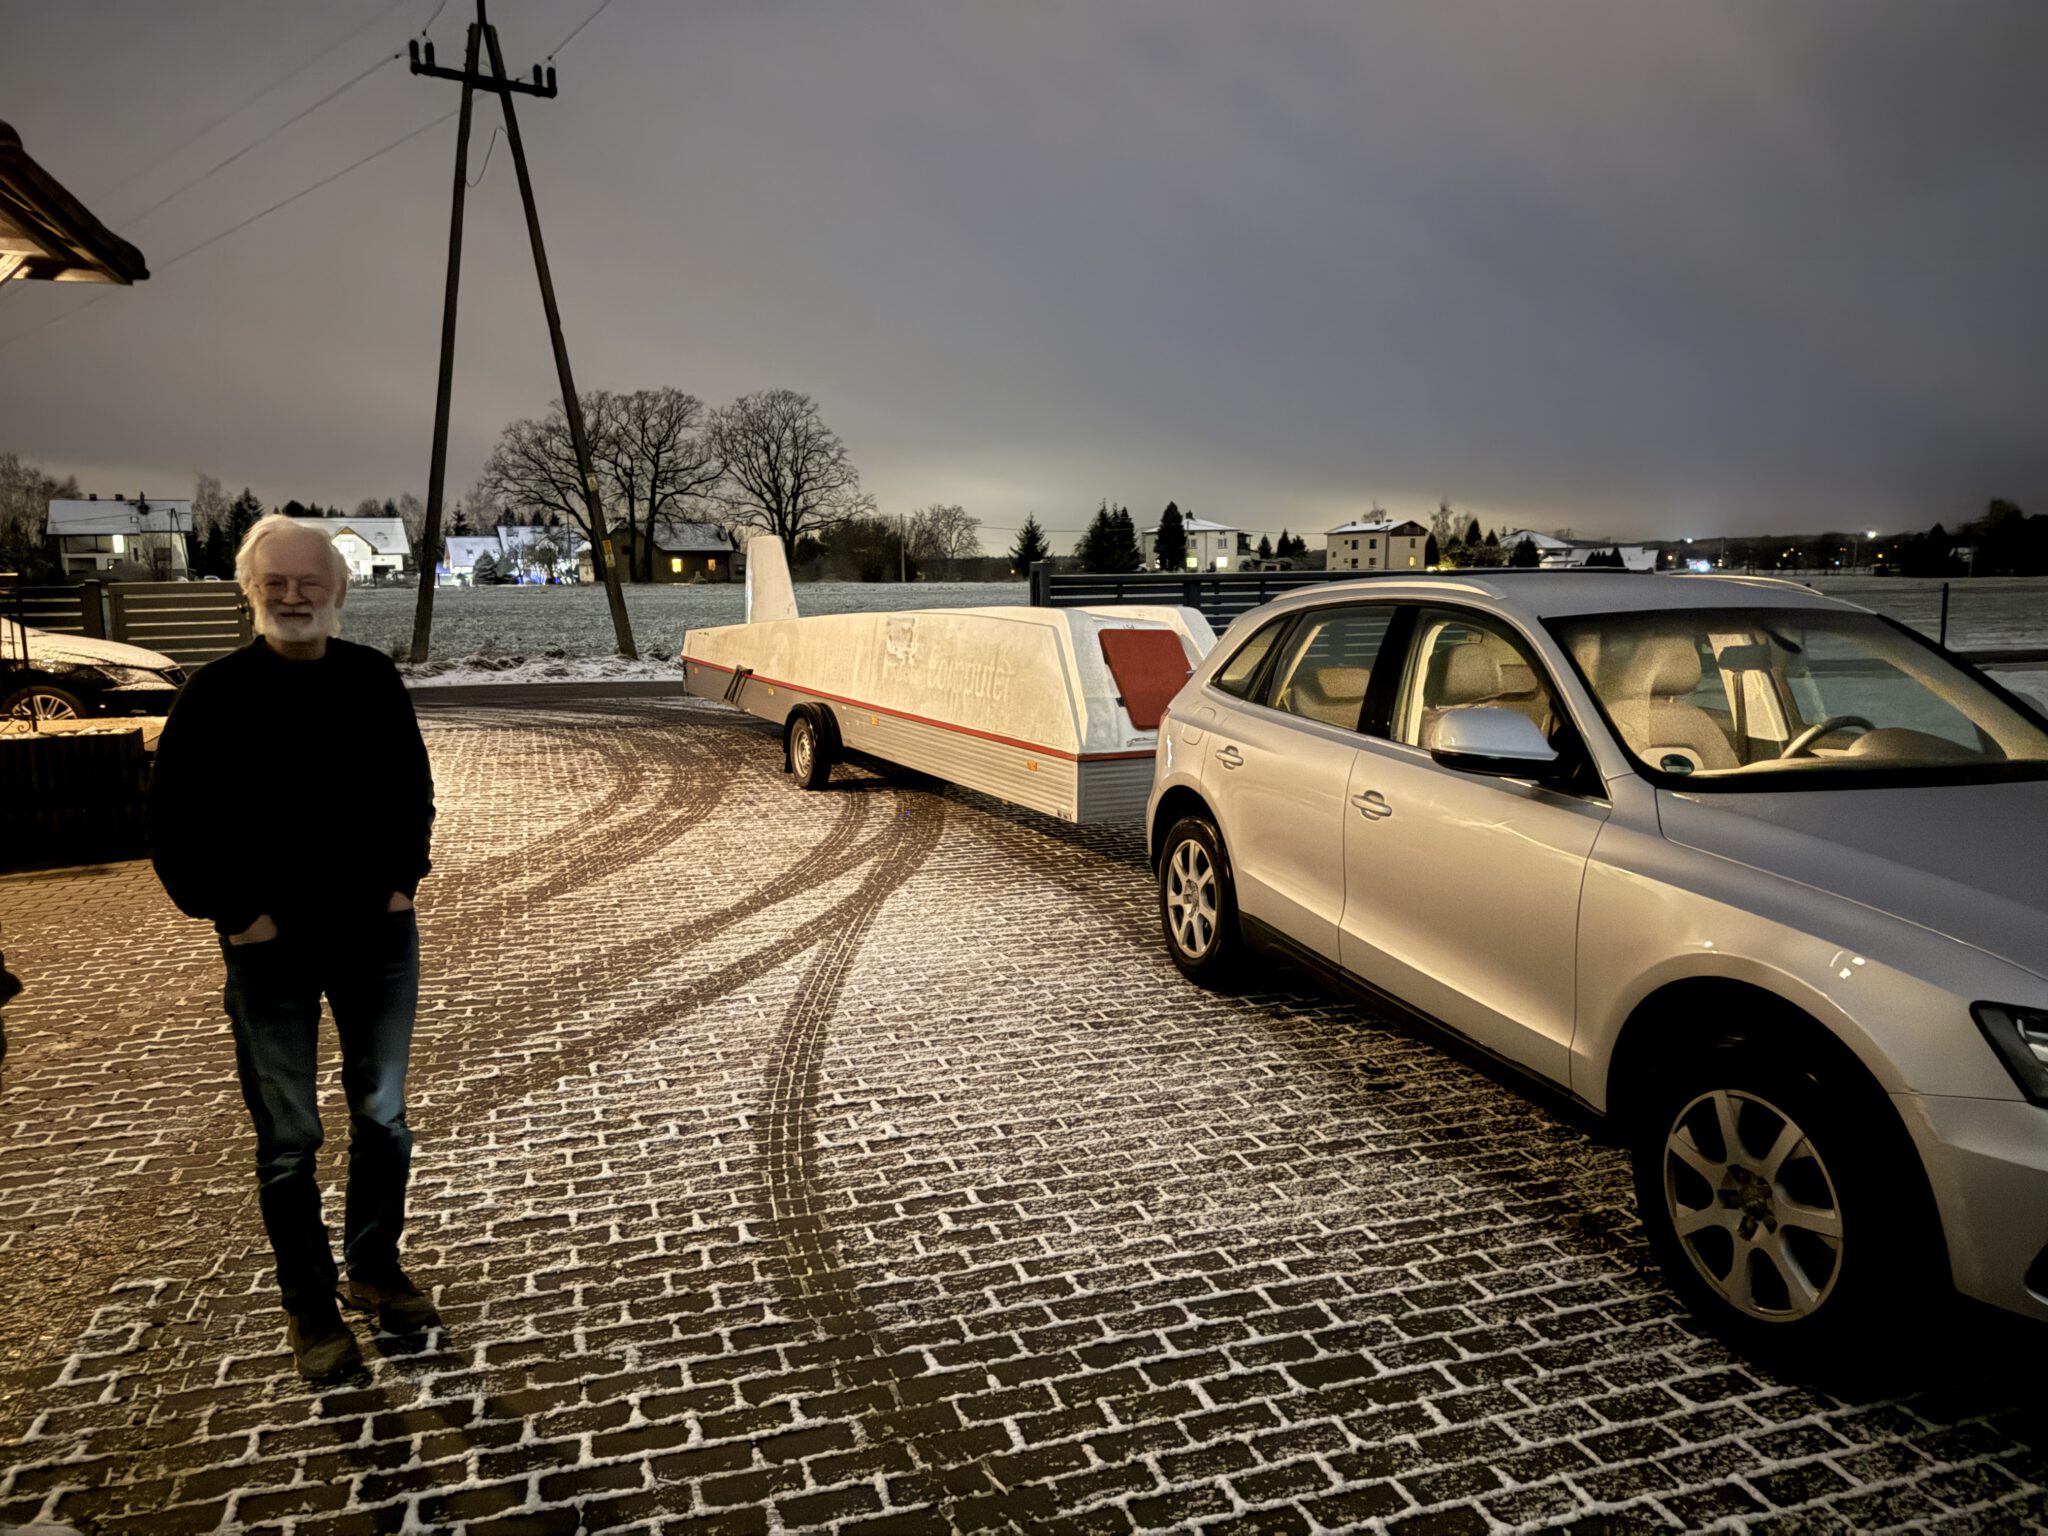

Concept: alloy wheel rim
[[3, 693, 79, 732], [1662, 1088, 1844, 1322], [792, 724, 813, 777], [1165, 839, 1218, 959]]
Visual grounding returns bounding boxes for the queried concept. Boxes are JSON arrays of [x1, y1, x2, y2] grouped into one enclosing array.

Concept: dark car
[[1, 617, 185, 731]]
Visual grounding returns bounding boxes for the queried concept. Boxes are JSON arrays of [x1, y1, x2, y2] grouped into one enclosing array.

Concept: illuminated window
[[1407, 555, 1418, 566], [708, 558, 718, 572], [670, 557, 682, 573]]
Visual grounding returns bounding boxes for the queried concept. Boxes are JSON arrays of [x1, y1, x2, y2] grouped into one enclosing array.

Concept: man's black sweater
[[150, 638, 435, 937]]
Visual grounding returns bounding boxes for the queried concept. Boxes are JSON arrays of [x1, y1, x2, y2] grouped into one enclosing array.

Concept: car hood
[[14, 629, 177, 671], [1657, 780, 2048, 982]]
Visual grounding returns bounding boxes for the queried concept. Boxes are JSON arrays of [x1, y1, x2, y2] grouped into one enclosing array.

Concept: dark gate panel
[[0, 729, 151, 870], [107, 582, 250, 666]]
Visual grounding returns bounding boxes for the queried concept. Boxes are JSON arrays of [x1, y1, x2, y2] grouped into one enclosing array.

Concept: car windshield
[[1550, 607, 2048, 787]]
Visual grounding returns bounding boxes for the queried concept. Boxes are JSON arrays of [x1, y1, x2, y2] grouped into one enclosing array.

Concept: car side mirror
[[1428, 707, 1563, 779]]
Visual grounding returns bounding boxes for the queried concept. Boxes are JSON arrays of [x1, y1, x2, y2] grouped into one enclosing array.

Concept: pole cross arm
[[408, 39, 556, 96]]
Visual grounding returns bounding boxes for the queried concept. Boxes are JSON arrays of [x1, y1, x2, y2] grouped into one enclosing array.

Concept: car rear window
[[1212, 618, 1288, 699]]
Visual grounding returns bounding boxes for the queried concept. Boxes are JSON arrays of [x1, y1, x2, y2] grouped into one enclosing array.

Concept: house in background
[[1499, 529, 1656, 571], [1140, 515, 1240, 571], [441, 535, 502, 586], [46, 496, 191, 578], [1325, 518, 1427, 572], [610, 522, 736, 582], [283, 516, 411, 581], [439, 524, 589, 586], [498, 522, 588, 583]]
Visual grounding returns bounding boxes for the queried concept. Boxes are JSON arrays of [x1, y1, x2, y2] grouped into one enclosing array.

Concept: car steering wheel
[[1784, 714, 1874, 758]]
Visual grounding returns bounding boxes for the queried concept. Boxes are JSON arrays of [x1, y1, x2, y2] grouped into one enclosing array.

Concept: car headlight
[[95, 664, 180, 691], [1972, 1003, 2048, 1105]]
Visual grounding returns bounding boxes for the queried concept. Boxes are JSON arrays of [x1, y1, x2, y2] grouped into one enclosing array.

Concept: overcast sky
[[4, 0, 2046, 546]]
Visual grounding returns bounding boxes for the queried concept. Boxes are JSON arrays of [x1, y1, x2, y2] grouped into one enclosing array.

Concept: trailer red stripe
[[681, 656, 1157, 763]]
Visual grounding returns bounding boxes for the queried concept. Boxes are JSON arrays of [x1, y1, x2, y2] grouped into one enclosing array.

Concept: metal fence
[[1031, 567, 2047, 666], [1029, 567, 1369, 632], [1, 579, 250, 666]]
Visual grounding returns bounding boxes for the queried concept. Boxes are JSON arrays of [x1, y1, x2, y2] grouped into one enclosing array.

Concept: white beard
[[254, 605, 343, 642]]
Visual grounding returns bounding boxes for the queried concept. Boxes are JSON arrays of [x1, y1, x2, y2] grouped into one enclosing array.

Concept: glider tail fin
[[744, 534, 799, 622]]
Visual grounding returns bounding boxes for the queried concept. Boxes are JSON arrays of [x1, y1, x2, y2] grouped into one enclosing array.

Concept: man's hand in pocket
[[229, 914, 278, 946]]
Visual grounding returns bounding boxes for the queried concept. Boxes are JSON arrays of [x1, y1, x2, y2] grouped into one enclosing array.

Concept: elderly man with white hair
[[150, 514, 436, 1381]]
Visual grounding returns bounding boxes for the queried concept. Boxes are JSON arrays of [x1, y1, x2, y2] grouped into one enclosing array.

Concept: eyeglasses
[[257, 576, 330, 600]]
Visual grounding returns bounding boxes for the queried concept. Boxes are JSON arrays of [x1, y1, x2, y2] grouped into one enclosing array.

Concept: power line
[[127, 51, 405, 225], [466, 125, 505, 186], [158, 109, 457, 270], [548, 0, 616, 59], [102, 0, 421, 209], [0, 109, 457, 359]]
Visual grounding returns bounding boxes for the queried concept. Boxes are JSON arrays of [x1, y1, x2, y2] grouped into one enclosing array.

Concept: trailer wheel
[[787, 708, 834, 790]]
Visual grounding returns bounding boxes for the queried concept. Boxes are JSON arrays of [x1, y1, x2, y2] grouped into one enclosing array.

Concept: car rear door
[[1199, 604, 1397, 963], [1339, 604, 1609, 1085]]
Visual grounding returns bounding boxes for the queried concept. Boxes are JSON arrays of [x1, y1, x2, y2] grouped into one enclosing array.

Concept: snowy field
[[340, 574, 2048, 709], [345, 581, 1026, 665]]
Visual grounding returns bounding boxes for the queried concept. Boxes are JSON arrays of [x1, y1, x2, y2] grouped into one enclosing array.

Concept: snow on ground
[[1801, 574, 2047, 650], [397, 651, 682, 687]]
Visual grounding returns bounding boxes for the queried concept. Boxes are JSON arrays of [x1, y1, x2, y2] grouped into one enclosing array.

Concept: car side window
[[1258, 605, 1395, 731], [1394, 608, 1566, 754], [1211, 618, 1289, 699]]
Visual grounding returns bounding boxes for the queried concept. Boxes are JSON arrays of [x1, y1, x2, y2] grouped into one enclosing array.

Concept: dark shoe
[[341, 1265, 440, 1333], [286, 1305, 364, 1382]]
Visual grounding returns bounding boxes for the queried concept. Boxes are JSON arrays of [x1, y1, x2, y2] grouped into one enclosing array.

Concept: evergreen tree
[[223, 489, 263, 560], [1465, 517, 1482, 546], [1011, 513, 1050, 570], [1256, 534, 1273, 560], [1511, 537, 1542, 568], [1108, 507, 1144, 571], [1075, 502, 1114, 571], [1424, 534, 1439, 567], [1155, 501, 1189, 571], [472, 551, 499, 584]]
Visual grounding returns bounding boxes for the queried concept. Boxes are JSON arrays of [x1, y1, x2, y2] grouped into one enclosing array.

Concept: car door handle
[[1215, 744, 1244, 769], [1350, 790, 1392, 820]]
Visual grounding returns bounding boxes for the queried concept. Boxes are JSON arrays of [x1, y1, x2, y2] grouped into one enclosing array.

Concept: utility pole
[[407, 0, 638, 662], [407, 20, 479, 663]]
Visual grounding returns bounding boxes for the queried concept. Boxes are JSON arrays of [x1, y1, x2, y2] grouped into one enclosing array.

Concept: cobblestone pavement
[[1, 696, 2044, 1536]]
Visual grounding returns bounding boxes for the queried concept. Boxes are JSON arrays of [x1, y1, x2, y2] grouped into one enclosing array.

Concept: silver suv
[[1146, 572, 2048, 1362]]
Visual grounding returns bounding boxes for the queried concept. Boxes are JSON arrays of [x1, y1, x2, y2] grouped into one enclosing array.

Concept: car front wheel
[[1631, 1040, 1940, 1366], [1158, 815, 1244, 988], [2, 684, 86, 733]]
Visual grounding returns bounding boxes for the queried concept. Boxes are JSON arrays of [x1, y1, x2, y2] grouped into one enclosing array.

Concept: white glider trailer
[[681, 540, 1215, 823]]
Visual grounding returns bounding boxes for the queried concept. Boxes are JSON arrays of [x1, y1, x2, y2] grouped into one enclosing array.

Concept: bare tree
[[905, 504, 982, 567], [477, 403, 608, 573], [707, 390, 870, 556], [588, 388, 722, 581], [194, 475, 231, 534]]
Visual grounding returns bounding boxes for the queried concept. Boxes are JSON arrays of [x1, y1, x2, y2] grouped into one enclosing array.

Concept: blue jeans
[[221, 910, 420, 1314]]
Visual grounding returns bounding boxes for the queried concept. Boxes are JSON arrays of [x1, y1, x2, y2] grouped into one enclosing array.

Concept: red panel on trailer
[[1098, 628, 1192, 730]]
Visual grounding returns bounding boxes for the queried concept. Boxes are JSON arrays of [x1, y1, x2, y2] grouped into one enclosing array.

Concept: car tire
[[1, 683, 87, 733], [787, 708, 833, 791], [1630, 1036, 1941, 1368], [1158, 814, 1245, 989]]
